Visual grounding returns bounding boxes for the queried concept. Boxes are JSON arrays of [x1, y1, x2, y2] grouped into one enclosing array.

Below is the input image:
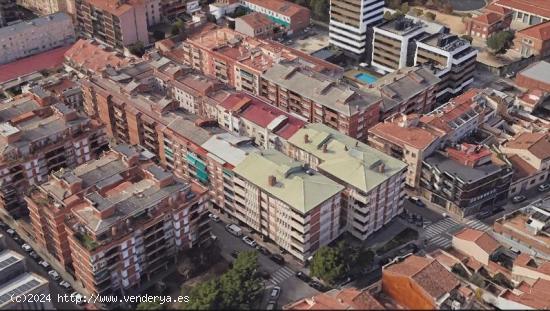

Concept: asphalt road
[[210, 222, 319, 308], [0, 225, 82, 310]]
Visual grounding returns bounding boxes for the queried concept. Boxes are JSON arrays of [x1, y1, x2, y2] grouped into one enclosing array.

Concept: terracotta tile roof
[[0, 45, 71, 84], [245, 0, 309, 18], [64, 39, 129, 73], [505, 132, 550, 160], [518, 21, 550, 41], [385, 255, 460, 300], [86, 0, 142, 16], [514, 253, 550, 275], [495, 0, 550, 19], [283, 288, 385, 310], [473, 12, 504, 25], [453, 228, 501, 255], [237, 12, 275, 30], [500, 278, 550, 309], [485, 3, 512, 15], [507, 154, 537, 180], [368, 115, 441, 150]]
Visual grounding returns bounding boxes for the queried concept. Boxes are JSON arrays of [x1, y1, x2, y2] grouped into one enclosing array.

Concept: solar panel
[[0, 279, 41, 304], [0, 257, 18, 270]]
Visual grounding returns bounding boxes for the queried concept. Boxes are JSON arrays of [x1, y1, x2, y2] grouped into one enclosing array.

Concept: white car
[[208, 213, 220, 222], [6, 229, 15, 236], [38, 260, 50, 269], [71, 292, 86, 305], [21, 244, 32, 252], [48, 270, 61, 281], [242, 235, 257, 248], [59, 280, 71, 290]]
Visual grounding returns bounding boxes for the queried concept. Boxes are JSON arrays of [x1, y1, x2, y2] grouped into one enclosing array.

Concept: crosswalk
[[464, 217, 491, 232], [269, 266, 294, 285], [424, 217, 460, 239], [429, 235, 452, 249]]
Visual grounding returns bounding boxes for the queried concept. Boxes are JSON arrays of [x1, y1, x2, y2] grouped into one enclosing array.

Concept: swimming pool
[[355, 72, 378, 84]]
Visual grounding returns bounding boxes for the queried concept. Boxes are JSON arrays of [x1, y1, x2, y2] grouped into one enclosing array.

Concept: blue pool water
[[355, 72, 378, 84]]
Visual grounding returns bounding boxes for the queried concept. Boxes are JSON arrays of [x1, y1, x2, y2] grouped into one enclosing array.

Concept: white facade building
[[329, 0, 385, 55], [0, 12, 75, 64]]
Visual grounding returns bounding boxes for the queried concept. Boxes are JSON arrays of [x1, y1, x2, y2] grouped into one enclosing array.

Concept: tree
[[184, 280, 221, 310], [219, 251, 263, 309], [424, 11, 436, 21], [310, 246, 346, 285], [312, 0, 329, 22], [413, 8, 424, 16], [487, 30, 514, 54], [206, 13, 217, 23], [461, 34, 473, 43], [401, 3, 410, 14], [128, 41, 145, 57], [233, 6, 248, 17], [153, 30, 165, 41], [385, 0, 402, 10], [137, 301, 164, 310]]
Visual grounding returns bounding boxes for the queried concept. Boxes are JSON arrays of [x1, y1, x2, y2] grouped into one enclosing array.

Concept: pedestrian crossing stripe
[[269, 266, 294, 285], [465, 219, 490, 231], [424, 218, 460, 238]]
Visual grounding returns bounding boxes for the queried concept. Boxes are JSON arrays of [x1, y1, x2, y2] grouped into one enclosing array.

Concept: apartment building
[[212, 91, 305, 153], [513, 21, 550, 58], [261, 62, 381, 141], [64, 39, 130, 76], [465, 3, 513, 40], [26, 145, 210, 296], [367, 67, 440, 120], [17, 0, 72, 15], [371, 16, 445, 74], [0, 13, 75, 65], [287, 123, 407, 241], [240, 0, 310, 34], [172, 25, 343, 96], [201, 133, 258, 216], [329, 0, 385, 57], [235, 12, 276, 38], [502, 132, 550, 195], [80, 58, 226, 186], [494, 200, 550, 259], [233, 150, 344, 262], [0, 96, 107, 218], [415, 33, 477, 99], [421, 144, 513, 217], [161, 0, 198, 19], [0, 0, 17, 27], [75, 0, 151, 49], [0, 250, 53, 310], [382, 255, 464, 310], [368, 114, 443, 188]]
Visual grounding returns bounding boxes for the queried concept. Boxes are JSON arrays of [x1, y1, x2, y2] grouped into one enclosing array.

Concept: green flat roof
[[233, 150, 344, 214], [288, 123, 407, 193]]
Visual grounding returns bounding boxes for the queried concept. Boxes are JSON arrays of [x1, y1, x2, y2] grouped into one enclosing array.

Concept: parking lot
[[0, 220, 84, 310], [209, 217, 320, 308]]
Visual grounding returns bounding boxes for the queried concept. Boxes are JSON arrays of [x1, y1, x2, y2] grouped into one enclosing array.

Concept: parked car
[[257, 246, 270, 256], [408, 196, 426, 207], [266, 301, 276, 310], [538, 183, 550, 192], [59, 280, 72, 290], [48, 270, 61, 281], [512, 195, 526, 203], [270, 286, 281, 300], [479, 211, 491, 219], [225, 224, 242, 237], [71, 292, 85, 305], [242, 235, 257, 248], [230, 250, 240, 259], [38, 260, 50, 269], [21, 243, 32, 252], [6, 229, 15, 236], [492, 207, 505, 215], [13, 236, 23, 244], [295, 271, 310, 282], [208, 213, 220, 222], [29, 251, 39, 260], [270, 254, 285, 265], [309, 281, 327, 291]]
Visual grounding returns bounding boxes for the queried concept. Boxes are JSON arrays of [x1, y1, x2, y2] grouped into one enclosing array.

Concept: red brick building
[[514, 21, 550, 58], [516, 61, 550, 92], [465, 4, 513, 40]]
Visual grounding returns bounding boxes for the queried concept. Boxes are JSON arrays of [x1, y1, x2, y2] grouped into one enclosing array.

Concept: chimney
[[378, 163, 385, 173], [268, 175, 276, 186], [322, 143, 327, 153], [304, 134, 309, 143]]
